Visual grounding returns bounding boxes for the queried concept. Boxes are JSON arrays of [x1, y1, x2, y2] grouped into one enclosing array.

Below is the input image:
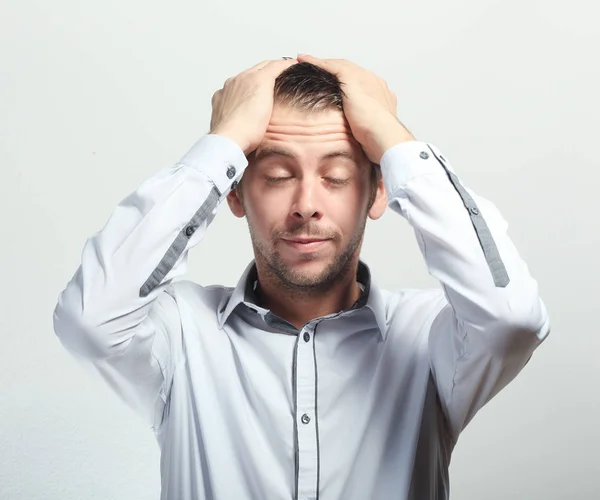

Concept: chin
[[279, 257, 343, 287], [285, 253, 331, 270]]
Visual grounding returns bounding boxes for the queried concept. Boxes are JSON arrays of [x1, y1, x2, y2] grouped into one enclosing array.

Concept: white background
[[1, 0, 598, 498]]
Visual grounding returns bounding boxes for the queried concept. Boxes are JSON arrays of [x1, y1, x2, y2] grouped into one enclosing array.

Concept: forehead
[[257, 105, 362, 158]]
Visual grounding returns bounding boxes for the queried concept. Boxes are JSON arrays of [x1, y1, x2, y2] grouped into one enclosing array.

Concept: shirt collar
[[217, 260, 388, 339]]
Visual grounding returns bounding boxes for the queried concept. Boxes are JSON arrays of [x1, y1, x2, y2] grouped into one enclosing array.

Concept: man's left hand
[[296, 54, 414, 164]]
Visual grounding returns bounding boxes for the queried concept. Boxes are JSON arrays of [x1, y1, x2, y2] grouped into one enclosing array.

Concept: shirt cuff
[[380, 141, 447, 199], [177, 134, 248, 195]]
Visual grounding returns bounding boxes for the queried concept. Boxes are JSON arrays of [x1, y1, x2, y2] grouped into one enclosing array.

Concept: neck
[[254, 262, 362, 330]]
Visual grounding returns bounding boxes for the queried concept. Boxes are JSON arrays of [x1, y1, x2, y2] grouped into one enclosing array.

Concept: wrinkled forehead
[[258, 105, 364, 158]]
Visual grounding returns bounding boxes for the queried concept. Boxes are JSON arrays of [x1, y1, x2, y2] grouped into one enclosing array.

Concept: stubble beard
[[249, 219, 367, 297]]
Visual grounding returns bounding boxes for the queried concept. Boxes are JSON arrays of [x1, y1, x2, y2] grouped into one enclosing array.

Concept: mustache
[[274, 224, 338, 240]]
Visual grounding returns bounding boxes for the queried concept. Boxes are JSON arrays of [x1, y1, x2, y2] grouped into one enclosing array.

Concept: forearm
[[380, 140, 549, 343], [53, 134, 247, 359], [380, 139, 550, 436]]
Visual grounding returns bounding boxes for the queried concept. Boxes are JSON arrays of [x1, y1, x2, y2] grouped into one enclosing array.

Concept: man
[[53, 55, 550, 500]]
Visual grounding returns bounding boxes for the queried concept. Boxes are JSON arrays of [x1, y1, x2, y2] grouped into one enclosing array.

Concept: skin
[[227, 105, 386, 328], [211, 56, 415, 328]]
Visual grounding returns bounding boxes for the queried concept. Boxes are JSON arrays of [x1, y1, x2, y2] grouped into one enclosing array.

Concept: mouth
[[281, 238, 332, 252]]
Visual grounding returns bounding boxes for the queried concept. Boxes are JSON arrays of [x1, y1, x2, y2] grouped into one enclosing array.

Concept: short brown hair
[[274, 62, 345, 111]]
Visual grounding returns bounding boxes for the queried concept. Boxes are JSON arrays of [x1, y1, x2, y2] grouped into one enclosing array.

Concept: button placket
[[294, 325, 319, 500]]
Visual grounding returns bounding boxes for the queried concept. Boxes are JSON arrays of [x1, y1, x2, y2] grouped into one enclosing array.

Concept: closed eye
[[265, 176, 350, 186], [324, 177, 350, 186]]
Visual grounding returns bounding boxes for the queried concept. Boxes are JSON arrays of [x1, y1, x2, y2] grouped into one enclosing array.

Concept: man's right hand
[[209, 58, 298, 155]]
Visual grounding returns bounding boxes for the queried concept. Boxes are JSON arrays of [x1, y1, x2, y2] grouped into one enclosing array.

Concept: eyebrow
[[253, 146, 359, 164]]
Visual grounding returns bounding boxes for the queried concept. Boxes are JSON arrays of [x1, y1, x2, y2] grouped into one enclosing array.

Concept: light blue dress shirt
[[53, 134, 550, 500]]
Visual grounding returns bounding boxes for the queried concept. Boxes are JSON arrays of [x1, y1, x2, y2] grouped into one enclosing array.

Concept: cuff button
[[226, 166, 236, 179]]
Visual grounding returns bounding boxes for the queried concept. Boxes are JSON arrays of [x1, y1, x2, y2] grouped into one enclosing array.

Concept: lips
[[286, 238, 328, 244], [281, 238, 331, 252]]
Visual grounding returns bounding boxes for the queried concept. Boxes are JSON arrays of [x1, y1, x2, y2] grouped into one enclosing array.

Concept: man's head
[[226, 62, 387, 294]]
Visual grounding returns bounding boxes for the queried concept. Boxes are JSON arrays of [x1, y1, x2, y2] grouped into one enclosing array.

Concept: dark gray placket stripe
[[292, 333, 300, 500], [427, 145, 510, 288], [313, 323, 321, 500], [139, 187, 220, 297]]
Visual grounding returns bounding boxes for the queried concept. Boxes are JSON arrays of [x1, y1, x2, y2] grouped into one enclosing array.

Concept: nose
[[290, 179, 323, 221]]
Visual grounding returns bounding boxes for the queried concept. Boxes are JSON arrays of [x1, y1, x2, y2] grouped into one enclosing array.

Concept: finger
[[249, 60, 272, 71], [250, 58, 296, 72], [256, 58, 298, 76], [296, 54, 343, 75]]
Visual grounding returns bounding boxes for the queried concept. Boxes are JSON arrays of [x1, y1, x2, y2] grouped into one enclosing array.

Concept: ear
[[368, 176, 387, 220], [226, 187, 246, 218]]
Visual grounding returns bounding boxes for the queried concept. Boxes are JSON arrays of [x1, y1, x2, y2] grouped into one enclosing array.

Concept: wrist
[[210, 128, 250, 156], [366, 117, 415, 163]]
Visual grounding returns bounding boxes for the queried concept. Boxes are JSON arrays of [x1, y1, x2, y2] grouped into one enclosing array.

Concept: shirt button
[[226, 165, 236, 179], [303, 332, 310, 342], [470, 207, 479, 215], [419, 151, 429, 160], [301, 414, 311, 424], [185, 225, 195, 237], [231, 180, 238, 190]]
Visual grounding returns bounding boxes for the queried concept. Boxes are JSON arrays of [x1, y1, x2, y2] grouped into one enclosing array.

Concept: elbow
[[53, 288, 103, 360], [506, 295, 550, 340], [53, 276, 132, 360], [485, 296, 551, 357]]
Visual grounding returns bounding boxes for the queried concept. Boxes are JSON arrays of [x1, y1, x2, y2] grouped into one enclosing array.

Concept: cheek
[[334, 202, 366, 233], [334, 183, 370, 214], [243, 194, 280, 239], [324, 189, 369, 232]]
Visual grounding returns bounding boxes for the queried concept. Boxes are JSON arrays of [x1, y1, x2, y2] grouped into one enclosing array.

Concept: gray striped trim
[[292, 333, 300, 500], [313, 322, 321, 500], [427, 145, 510, 288], [139, 187, 220, 297]]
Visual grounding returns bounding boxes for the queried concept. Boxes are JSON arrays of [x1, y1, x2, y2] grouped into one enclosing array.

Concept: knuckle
[[211, 90, 221, 103], [224, 77, 234, 86]]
